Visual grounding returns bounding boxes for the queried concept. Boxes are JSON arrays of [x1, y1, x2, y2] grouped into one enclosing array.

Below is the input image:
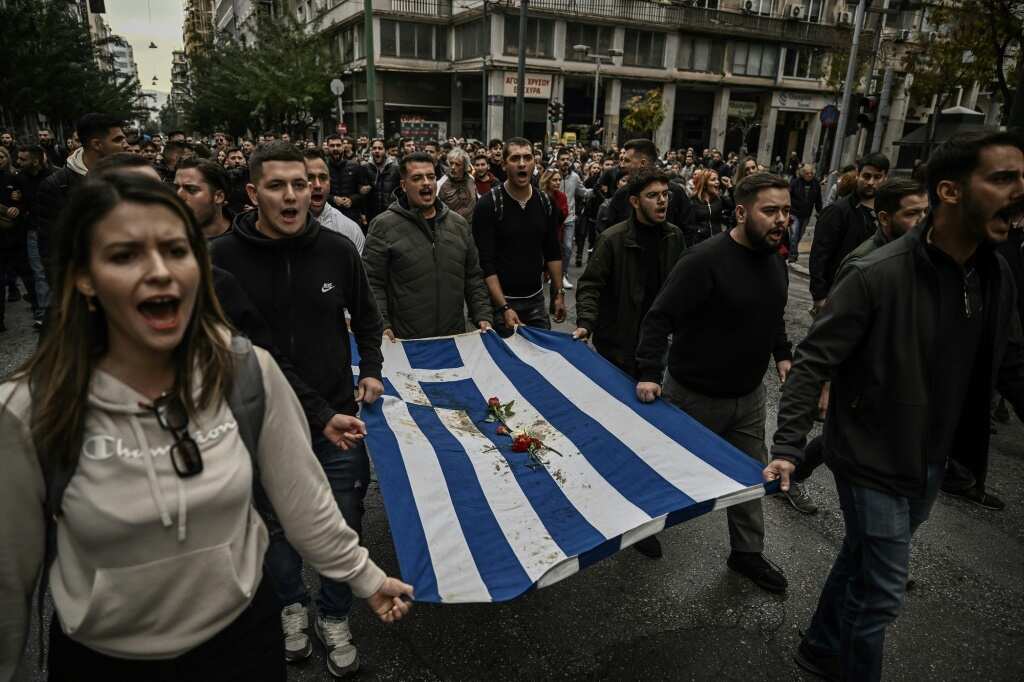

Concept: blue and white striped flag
[[354, 328, 772, 603]]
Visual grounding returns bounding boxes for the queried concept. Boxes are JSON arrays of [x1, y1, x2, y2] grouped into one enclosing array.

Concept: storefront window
[[731, 41, 779, 78], [503, 16, 554, 59], [564, 23, 614, 61], [380, 19, 447, 61], [455, 19, 485, 60], [677, 35, 724, 73], [783, 46, 825, 79], [623, 30, 665, 68]]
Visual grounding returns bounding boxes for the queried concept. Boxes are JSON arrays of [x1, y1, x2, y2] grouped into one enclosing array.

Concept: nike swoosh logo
[[322, 283, 334, 293]]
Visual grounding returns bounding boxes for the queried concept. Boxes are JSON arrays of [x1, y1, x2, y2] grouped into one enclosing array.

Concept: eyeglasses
[[147, 393, 203, 478]]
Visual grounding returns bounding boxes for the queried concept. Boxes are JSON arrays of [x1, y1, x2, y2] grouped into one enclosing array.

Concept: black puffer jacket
[[31, 165, 84, 258], [690, 193, 735, 246], [363, 196, 492, 339], [327, 156, 363, 222], [364, 160, 400, 223]]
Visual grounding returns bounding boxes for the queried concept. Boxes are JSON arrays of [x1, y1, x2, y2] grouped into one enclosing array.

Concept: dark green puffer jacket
[[363, 196, 492, 339]]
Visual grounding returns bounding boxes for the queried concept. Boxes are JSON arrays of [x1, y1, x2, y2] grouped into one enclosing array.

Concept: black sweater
[[636, 232, 792, 397], [211, 211, 383, 428], [472, 186, 562, 298]]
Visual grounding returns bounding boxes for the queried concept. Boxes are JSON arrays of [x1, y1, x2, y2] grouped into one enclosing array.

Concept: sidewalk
[[787, 220, 814, 279]]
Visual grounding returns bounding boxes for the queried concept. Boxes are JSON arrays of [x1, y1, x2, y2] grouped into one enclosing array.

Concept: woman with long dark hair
[[0, 174, 411, 681]]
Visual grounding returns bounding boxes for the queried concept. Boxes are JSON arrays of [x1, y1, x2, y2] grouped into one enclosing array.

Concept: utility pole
[[871, 66, 894, 153], [364, 0, 378, 138], [827, 0, 866, 198], [482, 0, 489, 141], [515, 0, 528, 136]]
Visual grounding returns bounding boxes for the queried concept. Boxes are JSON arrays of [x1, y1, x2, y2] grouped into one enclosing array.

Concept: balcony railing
[[496, 0, 866, 47], [387, 0, 452, 17]]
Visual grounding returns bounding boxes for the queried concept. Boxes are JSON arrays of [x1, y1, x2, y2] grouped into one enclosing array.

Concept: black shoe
[[574, 257, 583, 268], [632, 536, 663, 559], [944, 485, 1005, 510], [727, 551, 787, 593], [794, 638, 839, 681]]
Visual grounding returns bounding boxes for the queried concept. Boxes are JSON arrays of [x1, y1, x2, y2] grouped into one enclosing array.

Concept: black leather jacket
[[774, 220, 1024, 498]]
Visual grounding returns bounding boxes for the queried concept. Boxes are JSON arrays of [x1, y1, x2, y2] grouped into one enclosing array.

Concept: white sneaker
[[562, 275, 574, 289], [315, 614, 359, 677], [280, 602, 312, 662]]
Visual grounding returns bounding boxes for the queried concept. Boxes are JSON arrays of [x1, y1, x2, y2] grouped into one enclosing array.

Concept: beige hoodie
[[0, 347, 385, 676]]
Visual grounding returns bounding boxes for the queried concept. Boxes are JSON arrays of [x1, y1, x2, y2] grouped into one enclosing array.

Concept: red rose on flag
[[488, 397, 501, 407], [511, 435, 532, 452]]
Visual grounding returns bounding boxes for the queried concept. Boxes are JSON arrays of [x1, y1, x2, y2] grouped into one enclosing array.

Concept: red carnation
[[488, 397, 501, 407], [511, 435, 532, 452]]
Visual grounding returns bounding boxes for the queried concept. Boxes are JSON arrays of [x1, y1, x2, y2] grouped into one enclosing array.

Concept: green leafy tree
[[185, 13, 340, 137], [906, 0, 1021, 124], [0, 0, 144, 136], [622, 89, 666, 138]]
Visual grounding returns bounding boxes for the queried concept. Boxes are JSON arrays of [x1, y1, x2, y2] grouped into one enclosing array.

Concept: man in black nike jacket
[[211, 141, 384, 678]]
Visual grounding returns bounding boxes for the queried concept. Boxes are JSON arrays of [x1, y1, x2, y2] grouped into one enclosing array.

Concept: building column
[[710, 87, 731, 151], [450, 73, 463, 139], [881, 74, 911, 163], [603, 77, 622, 148], [803, 113, 822, 168], [758, 92, 777, 164], [487, 69, 505, 142], [551, 73, 565, 141], [656, 81, 676, 152], [964, 81, 981, 110]]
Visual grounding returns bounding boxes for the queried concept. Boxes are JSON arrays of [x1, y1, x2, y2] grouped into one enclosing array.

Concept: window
[[731, 41, 779, 78], [804, 0, 824, 22], [564, 23, 614, 61], [783, 46, 824, 79], [623, 30, 665, 68], [503, 16, 554, 58], [455, 19, 485, 60], [338, 23, 363, 63], [677, 35, 725, 73], [380, 20, 447, 60], [744, 0, 777, 16]]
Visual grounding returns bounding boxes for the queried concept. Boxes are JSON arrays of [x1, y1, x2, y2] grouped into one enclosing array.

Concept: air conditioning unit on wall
[[838, 11, 853, 25], [742, 0, 757, 14], [789, 5, 804, 19]]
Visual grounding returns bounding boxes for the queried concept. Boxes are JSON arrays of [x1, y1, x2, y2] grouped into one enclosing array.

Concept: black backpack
[[489, 184, 553, 223]]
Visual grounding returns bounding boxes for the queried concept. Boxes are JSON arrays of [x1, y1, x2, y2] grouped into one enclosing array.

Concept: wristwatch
[[555, 288, 566, 297], [498, 303, 512, 313]]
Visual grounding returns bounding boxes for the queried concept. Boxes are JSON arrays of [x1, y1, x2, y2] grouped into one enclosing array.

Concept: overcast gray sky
[[103, 0, 185, 93]]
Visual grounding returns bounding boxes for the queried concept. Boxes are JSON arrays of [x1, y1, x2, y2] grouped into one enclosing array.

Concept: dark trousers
[[805, 463, 942, 682], [494, 291, 550, 338], [262, 434, 370, 618], [663, 374, 768, 553], [0, 246, 37, 320], [48, 578, 285, 682]]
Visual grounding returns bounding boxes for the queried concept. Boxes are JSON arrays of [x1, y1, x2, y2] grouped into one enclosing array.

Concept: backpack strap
[[227, 336, 274, 521], [490, 185, 503, 223], [538, 189, 552, 217]]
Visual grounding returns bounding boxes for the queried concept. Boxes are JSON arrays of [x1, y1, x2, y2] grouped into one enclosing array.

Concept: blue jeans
[[789, 215, 807, 257], [262, 434, 370, 618], [26, 230, 49, 318], [805, 463, 942, 681]]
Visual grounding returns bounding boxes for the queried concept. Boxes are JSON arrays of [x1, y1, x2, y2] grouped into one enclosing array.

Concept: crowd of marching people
[[0, 112, 1023, 682]]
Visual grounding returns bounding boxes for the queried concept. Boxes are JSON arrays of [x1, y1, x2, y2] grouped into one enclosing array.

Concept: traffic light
[[547, 100, 564, 123], [857, 94, 879, 127]]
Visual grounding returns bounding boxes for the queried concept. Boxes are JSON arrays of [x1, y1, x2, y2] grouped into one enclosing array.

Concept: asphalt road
[[5, 252, 1023, 681]]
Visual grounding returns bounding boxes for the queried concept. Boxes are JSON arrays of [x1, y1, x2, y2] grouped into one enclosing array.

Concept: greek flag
[[354, 328, 772, 603]]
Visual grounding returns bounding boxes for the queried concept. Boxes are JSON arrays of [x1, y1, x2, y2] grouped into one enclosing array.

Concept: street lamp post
[[573, 44, 623, 133]]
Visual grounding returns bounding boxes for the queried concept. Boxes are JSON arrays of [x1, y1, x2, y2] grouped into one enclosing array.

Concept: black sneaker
[[794, 638, 839, 681], [632, 536, 663, 559], [944, 485, 1005, 510], [727, 551, 787, 593]]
